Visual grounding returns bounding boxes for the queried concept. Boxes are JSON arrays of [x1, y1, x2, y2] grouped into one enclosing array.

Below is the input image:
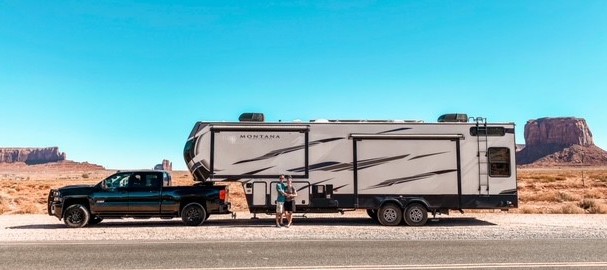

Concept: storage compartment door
[[252, 182, 267, 206], [356, 139, 459, 195]]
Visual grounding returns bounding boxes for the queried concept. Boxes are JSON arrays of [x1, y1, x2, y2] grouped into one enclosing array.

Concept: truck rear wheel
[[181, 203, 207, 226], [63, 204, 90, 228], [404, 203, 428, 226], [378, 203, 402, 226]]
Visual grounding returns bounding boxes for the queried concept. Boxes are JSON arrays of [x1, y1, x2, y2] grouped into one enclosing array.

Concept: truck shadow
[[8, 217, 495, 230]]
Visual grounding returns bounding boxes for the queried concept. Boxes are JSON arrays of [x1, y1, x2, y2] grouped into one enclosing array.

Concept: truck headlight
[[53, 191, 62, 202]]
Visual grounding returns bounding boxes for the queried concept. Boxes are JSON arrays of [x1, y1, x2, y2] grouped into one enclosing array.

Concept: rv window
[[488, 147, 511, 177], [470, 127, 505, 136]]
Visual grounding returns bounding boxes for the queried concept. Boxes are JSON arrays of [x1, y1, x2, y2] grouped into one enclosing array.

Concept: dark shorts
[[284, 201, 296, 212]]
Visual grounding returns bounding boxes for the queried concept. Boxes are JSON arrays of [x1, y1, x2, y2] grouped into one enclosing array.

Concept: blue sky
[[1, 1, 606, 170]]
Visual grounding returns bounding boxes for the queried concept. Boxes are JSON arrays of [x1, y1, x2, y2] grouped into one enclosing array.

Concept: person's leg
[[275, 202, 283, 227], [287, 211, 293, 226]]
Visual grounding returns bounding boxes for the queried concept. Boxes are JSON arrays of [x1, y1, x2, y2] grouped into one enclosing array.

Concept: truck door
[[127, 172, 162, 214], [90, 172, 131, 214]]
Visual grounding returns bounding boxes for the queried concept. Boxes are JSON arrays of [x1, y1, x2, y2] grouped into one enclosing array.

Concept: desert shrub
[[529, 175, 566, 183], [556, 191, 580, 202], [554, 204, 585, 214], [530, 190, 560, 202], [517, 206, 539, 214], [584, 189, 604, 199], [588, 203, 607, 214], [578, 199, 607, 214], [589, 173, 607, 183], [578, 199, 597, 210], [82, 173, 90, 179], [0, 193, 16, 214], [14, 203, 38, 214]]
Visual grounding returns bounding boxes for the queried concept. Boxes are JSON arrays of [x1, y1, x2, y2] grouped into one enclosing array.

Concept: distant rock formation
[[154, 159, 172, 171], [517, 117, 607, 166], [0, 147, 67, 165]]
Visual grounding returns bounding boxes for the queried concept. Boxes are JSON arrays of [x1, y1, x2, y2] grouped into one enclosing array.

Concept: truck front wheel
[[63, 204, 90, 228], [181, 203, 207, 226]]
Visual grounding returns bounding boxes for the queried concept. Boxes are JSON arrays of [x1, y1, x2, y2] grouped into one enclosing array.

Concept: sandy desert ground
[[1, 164, 606, 215]]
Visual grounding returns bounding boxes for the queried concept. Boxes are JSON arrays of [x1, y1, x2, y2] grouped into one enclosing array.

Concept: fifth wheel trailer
[[183, 114, 517, 226]]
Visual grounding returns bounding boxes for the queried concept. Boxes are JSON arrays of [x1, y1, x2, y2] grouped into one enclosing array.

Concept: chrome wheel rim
[[383, 208, 398, 223], [186, 207, 202, 222], [409, 208, 423, 223]]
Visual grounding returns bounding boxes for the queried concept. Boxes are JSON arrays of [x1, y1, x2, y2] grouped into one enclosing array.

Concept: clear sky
[[1, 1, 606, 170]]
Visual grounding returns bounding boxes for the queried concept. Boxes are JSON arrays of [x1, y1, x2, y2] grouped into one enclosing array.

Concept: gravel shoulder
[[1, 212, 606, 242]]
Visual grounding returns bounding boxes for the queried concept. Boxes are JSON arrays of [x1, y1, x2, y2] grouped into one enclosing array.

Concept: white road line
[[137, 262, 607, 270]]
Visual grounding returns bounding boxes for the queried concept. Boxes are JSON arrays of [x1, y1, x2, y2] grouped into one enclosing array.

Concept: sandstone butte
[[516, 117, 607, 166]]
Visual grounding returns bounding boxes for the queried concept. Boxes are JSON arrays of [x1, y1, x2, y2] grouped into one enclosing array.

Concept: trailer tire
[[404, 203, 428, 226], [366, 209, 379, 223], [378, 203, 402, 226], [63, 204, 90, 228], [181, 203, 207, 226]]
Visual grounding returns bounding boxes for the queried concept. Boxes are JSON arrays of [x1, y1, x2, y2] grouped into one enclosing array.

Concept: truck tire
[[377, 203, 402, 226], [366, 209, 379, 223], [403, 203, 428, 226], [181, 203, 207, 226], [63, 204, 90, 228], [88, 216, 103, 225]]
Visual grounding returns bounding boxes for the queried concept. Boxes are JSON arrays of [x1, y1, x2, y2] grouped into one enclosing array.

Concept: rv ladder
[[474, 117, 490, 195]]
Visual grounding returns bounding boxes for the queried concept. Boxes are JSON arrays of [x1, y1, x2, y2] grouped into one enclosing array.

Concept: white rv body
[[184, 118, 517, 225]]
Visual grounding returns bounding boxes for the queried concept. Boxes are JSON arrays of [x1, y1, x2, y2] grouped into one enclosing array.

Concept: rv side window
[[488, 147, 511, 177], [470, 127, 505, 136]]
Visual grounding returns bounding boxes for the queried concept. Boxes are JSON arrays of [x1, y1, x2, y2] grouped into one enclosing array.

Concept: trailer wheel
[[366, 209, 379, 223], [181, 203, 207, 226], [404, 203, 428, 226], [378, 203, 402, 226], [63, 204, 90, 228]]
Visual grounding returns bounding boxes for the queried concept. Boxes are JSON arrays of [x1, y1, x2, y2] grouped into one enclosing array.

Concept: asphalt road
[[2, 239, 606, 270]]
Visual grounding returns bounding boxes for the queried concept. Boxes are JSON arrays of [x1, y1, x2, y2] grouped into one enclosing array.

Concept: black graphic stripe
[[364, 169, 457, 190], [296, 178, 334, 192], [499, 189, 517, 195], [332, 154, 411, 172], [289, 154, 412, 173], [378, 127, 412, 134], [288, 161, 341, 173], [233, 137, 343, 165], [409, 151, 449, 161], [223, 166, 275, 181], [332, 184, 348, 191]]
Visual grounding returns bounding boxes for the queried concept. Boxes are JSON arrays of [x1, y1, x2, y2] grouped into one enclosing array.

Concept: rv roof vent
[[437, 113, 468, 123], [239, 113, 265, 122]]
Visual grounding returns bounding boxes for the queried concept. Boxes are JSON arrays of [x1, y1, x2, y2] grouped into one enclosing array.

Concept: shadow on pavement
[[8, 216, 495, 229]]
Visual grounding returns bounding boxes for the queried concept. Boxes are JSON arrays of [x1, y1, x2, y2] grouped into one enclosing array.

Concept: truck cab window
[[104, 173, 131, 189], [144, 173, 162, 188], [488, 147, 511, 177]]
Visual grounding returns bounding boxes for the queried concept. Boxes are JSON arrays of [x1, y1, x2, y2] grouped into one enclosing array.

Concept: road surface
[[2, 239, 606, 269]]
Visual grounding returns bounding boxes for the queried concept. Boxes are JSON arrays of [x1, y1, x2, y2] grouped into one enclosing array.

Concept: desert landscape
[[1, 116, 607, 216], [1, 164, 606, 215]]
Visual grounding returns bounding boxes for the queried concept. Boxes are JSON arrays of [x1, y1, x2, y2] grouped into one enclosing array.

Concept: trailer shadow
[[205, 216, 496, 227], [8, 216, 495, 230]]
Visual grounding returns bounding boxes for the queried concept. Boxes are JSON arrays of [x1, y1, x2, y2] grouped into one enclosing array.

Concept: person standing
[[275, 175, 287, 228], [284, 176, 298, 228]]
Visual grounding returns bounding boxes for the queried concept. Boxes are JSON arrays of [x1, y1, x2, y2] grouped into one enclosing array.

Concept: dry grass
[[515, 167, 607, 214], [1, 165, 607, 215]]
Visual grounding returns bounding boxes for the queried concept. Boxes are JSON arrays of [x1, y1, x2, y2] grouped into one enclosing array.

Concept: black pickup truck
[[47, 170, 231, 228]]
